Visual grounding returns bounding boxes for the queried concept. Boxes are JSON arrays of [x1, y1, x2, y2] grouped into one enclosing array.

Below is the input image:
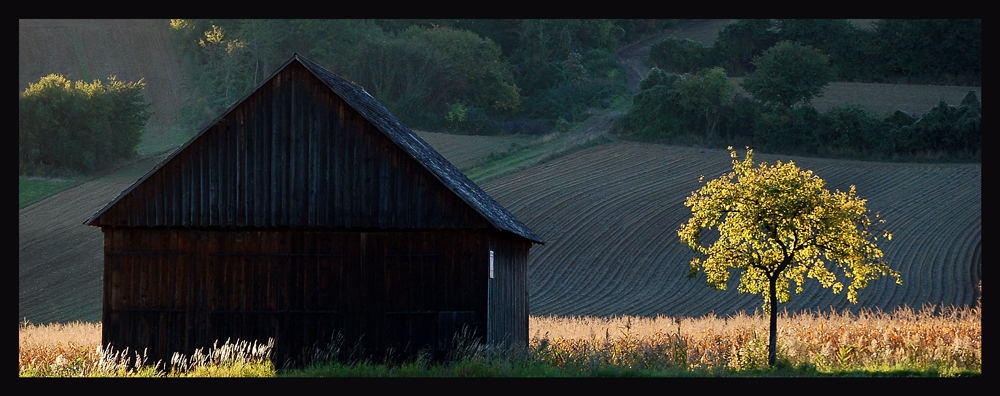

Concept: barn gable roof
[[86, 54, 543, 244]]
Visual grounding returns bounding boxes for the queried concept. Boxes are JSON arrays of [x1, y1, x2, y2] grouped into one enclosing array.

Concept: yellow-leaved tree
[[677, 147, 901, 367]]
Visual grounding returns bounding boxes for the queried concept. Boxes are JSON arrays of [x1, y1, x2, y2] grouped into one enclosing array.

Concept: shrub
[[752, 106, 821, 155], [650, 37, 710, 73], [639, 68, 684, 91], [712, 19, 779, 77], [615, 80, 686, 141], [953, 91, 982, 157], [881, 94, 979, 160], [879, 110, 917, 156], [742, 41, 837, 110], [717, 96, 760, 146], [818, 104, 886, 157], [19, 74, 150, 175], [883, 110, 917, 130], [772, 19, 874, 82], [669, 67, 736, 143], [524, 82, 586, 122], [872, 19, 981, 86]]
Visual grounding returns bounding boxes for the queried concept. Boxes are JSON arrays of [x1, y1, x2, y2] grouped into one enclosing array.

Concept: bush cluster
[[19, 74, 150, 175], [745, 91, 981, 161], [613, 68, 690, 142]]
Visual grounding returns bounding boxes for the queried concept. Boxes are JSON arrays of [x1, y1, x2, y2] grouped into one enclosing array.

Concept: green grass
[[463, 139, 565, 184], [19, 177, 80, 208], [272, 358, 978, 378]]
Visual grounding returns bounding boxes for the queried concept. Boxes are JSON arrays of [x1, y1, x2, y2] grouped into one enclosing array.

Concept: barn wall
[[487, 231, 531, 349], [91, 61, 490, 231], [102, 227, 523, 364]]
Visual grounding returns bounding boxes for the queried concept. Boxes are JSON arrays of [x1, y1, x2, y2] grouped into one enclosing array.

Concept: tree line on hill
[[17, 19, 981, 176], [167, 19, 669, 136], [616, 19, 981, 162], [651, 19, 981, 86]]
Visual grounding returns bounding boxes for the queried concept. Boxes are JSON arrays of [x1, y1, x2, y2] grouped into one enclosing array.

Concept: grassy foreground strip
[[19, 304, 979, 377]]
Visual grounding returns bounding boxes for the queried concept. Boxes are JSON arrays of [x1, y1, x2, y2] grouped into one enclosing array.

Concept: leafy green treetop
[[741, 40, 837, 110], [677, 147, 901, 366], [670, 67, 735, 144]]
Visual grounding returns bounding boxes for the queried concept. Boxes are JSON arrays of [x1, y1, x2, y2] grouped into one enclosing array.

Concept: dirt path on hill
[[566, 20, 733, 148]]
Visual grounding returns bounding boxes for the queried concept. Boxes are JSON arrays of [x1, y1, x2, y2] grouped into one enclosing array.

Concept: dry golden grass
[[19, 301, 981, 376], [18, 319, 273, 377], [18, 319, 102, 376], [19, 319, 100, 347], [529, 304, 981, 373]]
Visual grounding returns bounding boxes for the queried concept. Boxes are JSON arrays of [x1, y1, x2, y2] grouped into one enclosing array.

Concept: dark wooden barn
[[85, 54, 544, 365]]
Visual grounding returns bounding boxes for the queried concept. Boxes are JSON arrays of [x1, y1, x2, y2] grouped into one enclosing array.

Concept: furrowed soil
[[19, 19, 982, 324], [482, 144, 981, 317]]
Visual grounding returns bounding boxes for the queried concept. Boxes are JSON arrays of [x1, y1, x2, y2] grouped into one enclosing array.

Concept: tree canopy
[[741, 40, 837, 110], [677, 146, 901, 365], [168, 19, 642, 134], [670, 67, 735, 143]]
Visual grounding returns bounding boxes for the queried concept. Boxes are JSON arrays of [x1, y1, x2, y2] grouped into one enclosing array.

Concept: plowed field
[[19, 19, 982, 324], [482, 143, 981, 317]]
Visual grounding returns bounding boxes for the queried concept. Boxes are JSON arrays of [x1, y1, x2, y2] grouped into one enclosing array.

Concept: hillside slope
[[19, 19, 982, 324], [19, 19, 192, 323]]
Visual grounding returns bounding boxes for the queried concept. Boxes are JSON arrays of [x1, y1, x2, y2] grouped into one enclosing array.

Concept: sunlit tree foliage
[[677, 147, 902, 366]]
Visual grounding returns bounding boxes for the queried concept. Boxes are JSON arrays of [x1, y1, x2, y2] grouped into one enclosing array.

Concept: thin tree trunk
[[768, 276, 778, 367], [705, 109, 720, 145]]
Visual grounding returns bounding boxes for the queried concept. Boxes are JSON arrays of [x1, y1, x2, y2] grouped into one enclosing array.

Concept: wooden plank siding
[[89, 54, 541, 366], [487, 232, 532, 350], [90, 61, 491, 232], [100, 228, 521, 364]]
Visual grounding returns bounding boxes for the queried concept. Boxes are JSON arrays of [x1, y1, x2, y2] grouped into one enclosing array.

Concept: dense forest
[[169, 19, 980, 162], [18, 19, 981, 176], [168, 19, 662, 135]]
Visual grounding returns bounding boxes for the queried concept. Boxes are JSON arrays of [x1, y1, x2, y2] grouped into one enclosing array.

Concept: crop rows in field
[[480, 142, 981, 318]]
